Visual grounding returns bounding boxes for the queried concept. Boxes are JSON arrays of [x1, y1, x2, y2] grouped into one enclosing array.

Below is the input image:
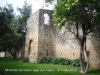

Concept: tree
[[0, 4, 21, 59], [44, 0, 57, 3], [17, 0, 32, 34], [45, 0, 100, 73], [14, 0, 32, 57]]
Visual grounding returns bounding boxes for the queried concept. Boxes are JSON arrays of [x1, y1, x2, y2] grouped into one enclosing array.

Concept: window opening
[[28, 40, 33, 54], [44, 13, 50, 25]]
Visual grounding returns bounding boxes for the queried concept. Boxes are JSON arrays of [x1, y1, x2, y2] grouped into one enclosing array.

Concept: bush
[[51, 58, 60, 64], [40, 57, 52, 64], [58, 58, 68, 65], [22, 57, 29, 62], [51, 58, 72, 65], [71, 58, 80, 67], [40, 57, 80, 67], [64, 59, 72, 65]]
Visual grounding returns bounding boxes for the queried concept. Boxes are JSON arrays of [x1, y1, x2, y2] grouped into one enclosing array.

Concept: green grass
[[0, 57, 100, 75]]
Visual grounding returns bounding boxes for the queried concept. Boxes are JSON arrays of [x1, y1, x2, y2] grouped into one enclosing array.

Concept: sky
[[0, 0, 55, 14]]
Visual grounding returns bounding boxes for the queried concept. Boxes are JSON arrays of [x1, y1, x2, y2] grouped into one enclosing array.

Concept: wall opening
[[47, 50, 49, 56], [44, 13, 50, 25], [28, 40, 33, 54]]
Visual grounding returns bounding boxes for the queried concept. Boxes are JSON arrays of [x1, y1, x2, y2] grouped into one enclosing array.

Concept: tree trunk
[[4, 50, 6, 57], [13, 49, 16, 59], [80, 47, 85, 73], [80, 42, 90, 74], [7, 48, 16, 59], [84, 50, 90, 73]]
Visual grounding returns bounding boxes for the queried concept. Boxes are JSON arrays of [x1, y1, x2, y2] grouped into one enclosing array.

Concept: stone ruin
[[25, 9, 100, 68]]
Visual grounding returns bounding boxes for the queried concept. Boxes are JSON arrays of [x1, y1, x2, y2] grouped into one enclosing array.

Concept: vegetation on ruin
[[0, 57, 100, 75]]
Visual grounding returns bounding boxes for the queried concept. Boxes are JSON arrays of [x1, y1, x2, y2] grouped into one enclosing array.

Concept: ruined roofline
[[27, 9, 39, 21], [27, 9, 53, 21]]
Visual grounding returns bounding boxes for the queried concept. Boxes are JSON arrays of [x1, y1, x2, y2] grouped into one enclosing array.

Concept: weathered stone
[[25, 9, 100, 68]]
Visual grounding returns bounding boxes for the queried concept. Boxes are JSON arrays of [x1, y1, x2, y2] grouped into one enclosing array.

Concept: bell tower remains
[[25, 9, 54, 63]]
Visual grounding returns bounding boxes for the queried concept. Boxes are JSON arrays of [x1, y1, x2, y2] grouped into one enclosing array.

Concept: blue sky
[[0, 0, 54, 14]]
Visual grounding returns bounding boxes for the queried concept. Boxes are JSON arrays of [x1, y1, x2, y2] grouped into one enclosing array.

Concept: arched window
[[44, 13, 50, 25], [28, 40, 33, 54]]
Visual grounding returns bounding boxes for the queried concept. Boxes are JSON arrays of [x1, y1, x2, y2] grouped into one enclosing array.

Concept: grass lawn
[[0, 57, 100, 75]]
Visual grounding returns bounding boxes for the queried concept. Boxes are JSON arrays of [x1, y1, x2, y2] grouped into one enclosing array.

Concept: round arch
[[28, 40, 33, 54]]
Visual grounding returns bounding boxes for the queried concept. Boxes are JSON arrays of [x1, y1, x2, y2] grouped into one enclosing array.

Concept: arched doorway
[[28, 40, 33, 54]]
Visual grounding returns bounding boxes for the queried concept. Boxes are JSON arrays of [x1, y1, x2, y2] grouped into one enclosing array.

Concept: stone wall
[[0, 52, 5, 57], [0, 51, 19, 58], [25, 10, 39, 63], [38, 9, 54, 61], [54, 26, 100, 68], [88, 37, 100, 68], [54, 27, 80, 59], [25, 9, 100, 68]]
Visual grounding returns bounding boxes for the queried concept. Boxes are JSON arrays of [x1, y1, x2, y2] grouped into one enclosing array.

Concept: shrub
[[40, 57, 52, 64], [51, 58, 60, 64], [40, 57, 80, 67], [22, 57, 29, 62], [64, 59, 72, 65], [58, 58, 66, 65], [51, 58, 71, 65], [71, 58, 80, 67]]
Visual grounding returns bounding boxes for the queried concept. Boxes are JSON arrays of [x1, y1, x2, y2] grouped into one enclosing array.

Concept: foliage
[[51, 58, 60, 64], [14, 0, 32, 52], [44, 0, 56, 4], [22, 57, 29, 62], [17, 0, 32, 34], [48, 0, 100, 73], [64, 59, 72, 65], [0, 0, 32, 59], [51, 58, 70, 65], [40, 57, 52, 63], [40, 57, 80, 67], [71, 58, 80, 67], [0, 4, 21, 58]]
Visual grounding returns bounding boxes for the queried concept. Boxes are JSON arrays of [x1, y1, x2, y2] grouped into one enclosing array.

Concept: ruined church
[[25, 9, 100, 68]]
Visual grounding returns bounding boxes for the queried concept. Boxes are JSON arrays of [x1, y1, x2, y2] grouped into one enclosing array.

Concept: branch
[[68, 24, 81, 47]]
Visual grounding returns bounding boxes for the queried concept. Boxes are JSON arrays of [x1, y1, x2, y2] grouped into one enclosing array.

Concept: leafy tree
[[44, 0, 57, 3], [41, 0, 57, 8], [0, 4, 21, 59], [17, 0, 32, 34], [15, 0, 32, 52], [45, 0, 100, 73]]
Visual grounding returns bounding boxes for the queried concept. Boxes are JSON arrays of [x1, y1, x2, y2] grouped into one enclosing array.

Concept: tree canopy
[[0, 0, 32, 59], [0, 4, 21, 58], [12, 0, 32, 58], [44, 0, 56, 4], [17, 0, 32, 34]]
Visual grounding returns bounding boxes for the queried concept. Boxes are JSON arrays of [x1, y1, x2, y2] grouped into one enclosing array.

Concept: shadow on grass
[[88, 69, 100, 74], [0, 70, 4, 75]]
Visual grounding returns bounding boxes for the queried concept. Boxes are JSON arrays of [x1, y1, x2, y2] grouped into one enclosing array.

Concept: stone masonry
[[25, 9, 100, 68]]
